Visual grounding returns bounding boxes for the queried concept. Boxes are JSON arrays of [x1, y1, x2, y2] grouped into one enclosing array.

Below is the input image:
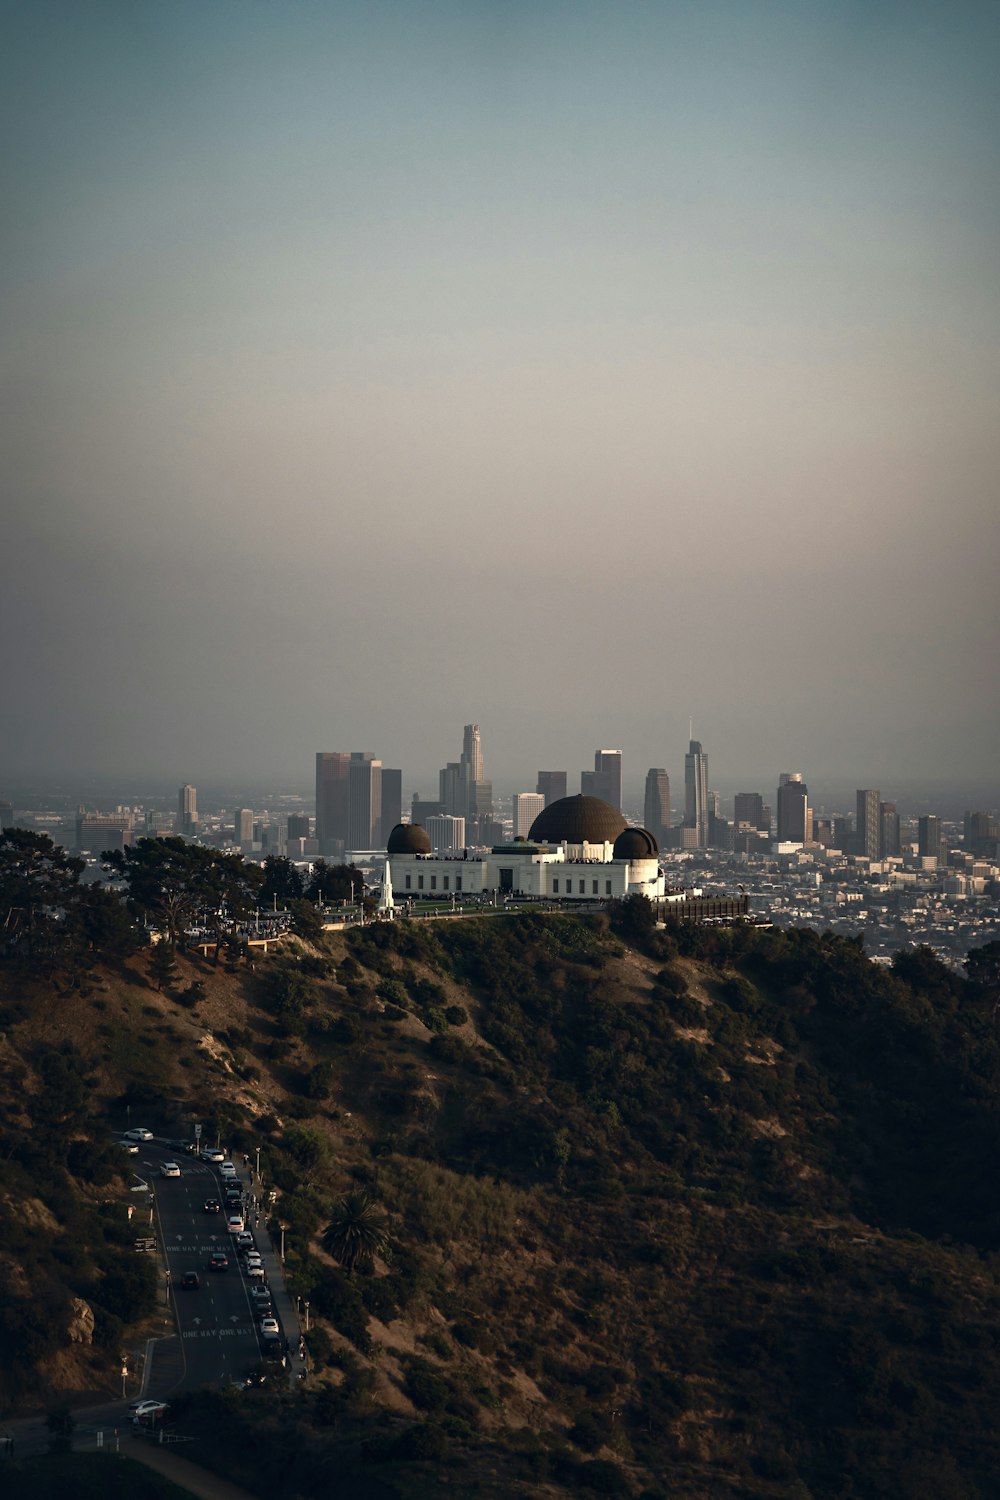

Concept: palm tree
[[323, 1191, 389, 1272]]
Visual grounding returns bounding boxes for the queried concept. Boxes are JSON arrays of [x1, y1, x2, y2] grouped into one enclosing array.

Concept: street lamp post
[[121, 1356, 128, 1399], [255, 1144, 260, 1180], [304, 1300, 310, 1332], [279, 1222, 287, 1264]]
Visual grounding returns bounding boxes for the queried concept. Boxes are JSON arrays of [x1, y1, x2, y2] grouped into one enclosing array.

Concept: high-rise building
[[856, 789, 881, 861], [537, 771, 568, 807], [643, 769, 670, 844], [76, 809, 134, 853], [348, 753, 381, 850], [880, 801, 900, 859], [426, 814, 465, 852], [684, 740, 708, 848], [513, 793, 545, 839], [287, 814, 311, 842], [178, 784, 197, 837], [918, 815, 942, 865], [0, 800, 14, 831], [234, 807, 254, 844], [581, 749, 623, 810], [462, 723, 484, 785], [776, 774, 811, 845], [380, 769, 402, 844], [412, 794, 444, 827], [734, 792, 768, 834], [440, 762, 464, 816], [316, 752, 351, 855], [442, 724, 492, 825], [964, 810, 999, 854]]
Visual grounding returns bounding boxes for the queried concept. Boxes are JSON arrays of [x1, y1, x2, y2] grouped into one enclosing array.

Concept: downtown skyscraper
[[684, 740, 709, 848]]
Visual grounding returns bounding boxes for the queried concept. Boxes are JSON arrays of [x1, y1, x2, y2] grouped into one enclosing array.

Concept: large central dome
[[528, 794, 627, 845]]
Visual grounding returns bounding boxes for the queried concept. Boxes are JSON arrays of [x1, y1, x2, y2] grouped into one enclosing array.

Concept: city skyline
[[2, 4, 998, 795]]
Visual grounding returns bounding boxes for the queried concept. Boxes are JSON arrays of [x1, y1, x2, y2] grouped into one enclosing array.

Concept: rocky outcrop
[[67, 1298, 94, 1345]]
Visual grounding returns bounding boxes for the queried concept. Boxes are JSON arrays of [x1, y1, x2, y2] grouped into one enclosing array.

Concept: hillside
[[2, 877, 1000, 1498]]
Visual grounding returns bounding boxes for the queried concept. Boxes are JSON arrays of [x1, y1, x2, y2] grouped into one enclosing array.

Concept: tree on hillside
[[104, 838, 201, 946], [0, 829, 85, 970], [305, 861, 363, 905], [148, 939, 178, 992], [323, 1191, 390, 1272], [260, 856, 304, 907]]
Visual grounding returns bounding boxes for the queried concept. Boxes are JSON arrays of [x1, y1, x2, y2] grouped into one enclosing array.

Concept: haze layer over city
[[2, 2, 998, 802]]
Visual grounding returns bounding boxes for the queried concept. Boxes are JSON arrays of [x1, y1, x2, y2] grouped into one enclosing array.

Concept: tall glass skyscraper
[[684, 741, 708, 848]]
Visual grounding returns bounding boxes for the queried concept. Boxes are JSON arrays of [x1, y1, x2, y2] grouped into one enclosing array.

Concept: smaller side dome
[[386, 823, 432, 854], [613, 827, 659, 860]]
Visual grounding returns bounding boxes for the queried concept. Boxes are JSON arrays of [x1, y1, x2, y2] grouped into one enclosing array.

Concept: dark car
[[203, 1198, 221, 1213], [209, 1251, 229, 1271], [181, 1271, 200, 1290]]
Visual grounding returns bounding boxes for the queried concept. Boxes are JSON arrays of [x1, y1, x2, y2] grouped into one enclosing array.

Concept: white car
[[124, 1128, 154, 1142], [201, 1147, 225, 1163], [160, 1161, 181, 1178], [118, 1140, 139, 1154], [246, 1262, 266, 1281], [219, 1161, 237, 1178], [259, 1317, 280, 1339], [128, 1399, 169, 1423], [227, 1213, 245, 1233]]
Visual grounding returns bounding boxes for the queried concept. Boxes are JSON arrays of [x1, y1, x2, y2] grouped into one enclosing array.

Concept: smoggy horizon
[[3, 3, 998, 794]]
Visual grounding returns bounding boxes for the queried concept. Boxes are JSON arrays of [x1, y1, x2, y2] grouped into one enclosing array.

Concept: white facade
[[426, 814, 466, 851], [388, 842, 666, 903], [512, 793, 545, 839]]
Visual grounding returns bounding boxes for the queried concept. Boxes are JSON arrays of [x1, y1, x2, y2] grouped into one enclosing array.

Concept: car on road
[[200, 1147, 225, 1163], [209, 1251, 229, 1271], [128, 1399, 169, 1423], [118, 1140, 139, 1153], [246, 1262, 265, 1281], [250, 1287, 272, 1310], [203, 1197, 221, 1214], [160, 1161, 181, 1178], [259, 1317, 280, 1340], [227, 1212, 245, 1233], [235, 1231, 255, 1251], [181, 1271, 200, 1290], [168, 1138, 195, 1153], [124, 1128, 154, 1142], [219, 1160, 237, 1178]]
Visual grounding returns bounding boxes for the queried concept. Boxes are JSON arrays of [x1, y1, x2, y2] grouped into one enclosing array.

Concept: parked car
[[181, 1271, 200, 1290], [227, 1213, 245, 1233], [128, 1399, 169, 1423], [250, 1287, 272, 1310], [259, 1317, 280, 1340], [246, 1263, 266, 1281], [219, 1161, 237, 1178], [160, 1161, 181, 1178], [234, 1231, 255, 1251], [203, 1198, 221, 1214], [209, 1251, 229, 1271], [124, 1128, 154, 1142], [168, 1138, 194, 1153], [201, 1147, 225, 1163]]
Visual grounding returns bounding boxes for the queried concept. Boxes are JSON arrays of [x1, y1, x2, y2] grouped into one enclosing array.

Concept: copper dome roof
[[613, 826, 660, 859], [527, 794, 627, 845], [386, 823, 432, 854]]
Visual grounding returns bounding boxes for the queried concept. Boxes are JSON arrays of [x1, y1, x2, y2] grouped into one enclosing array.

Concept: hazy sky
[[3, 0, 998, 801]]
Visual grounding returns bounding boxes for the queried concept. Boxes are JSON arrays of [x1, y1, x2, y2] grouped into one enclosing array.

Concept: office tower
[[234, 808, 254, 844], [643, 769, 670, 843], [684, 740, 708, 848], [880, 801, 900, 859], [462, 723, 484, 784], [856, 789, 881, 860], [316, 752, 351, 855], [0, 800, 14, 831], [776, 774, 810, 844], [513, 793, 545, 839], [287, 814, 311, 842], [537, 771, 568, 807], [426, 814, 465, 852], [348, 753, 381, 850], [734, 792, 768, 834], [178, 784, 197, 836], [76, 809, 134, 853], [380, 769, 402, 844], [581, 749, 623, 810], [440, 763, 462, 815], [964, 811, 999, 853], [918, 815, 942, 865]]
